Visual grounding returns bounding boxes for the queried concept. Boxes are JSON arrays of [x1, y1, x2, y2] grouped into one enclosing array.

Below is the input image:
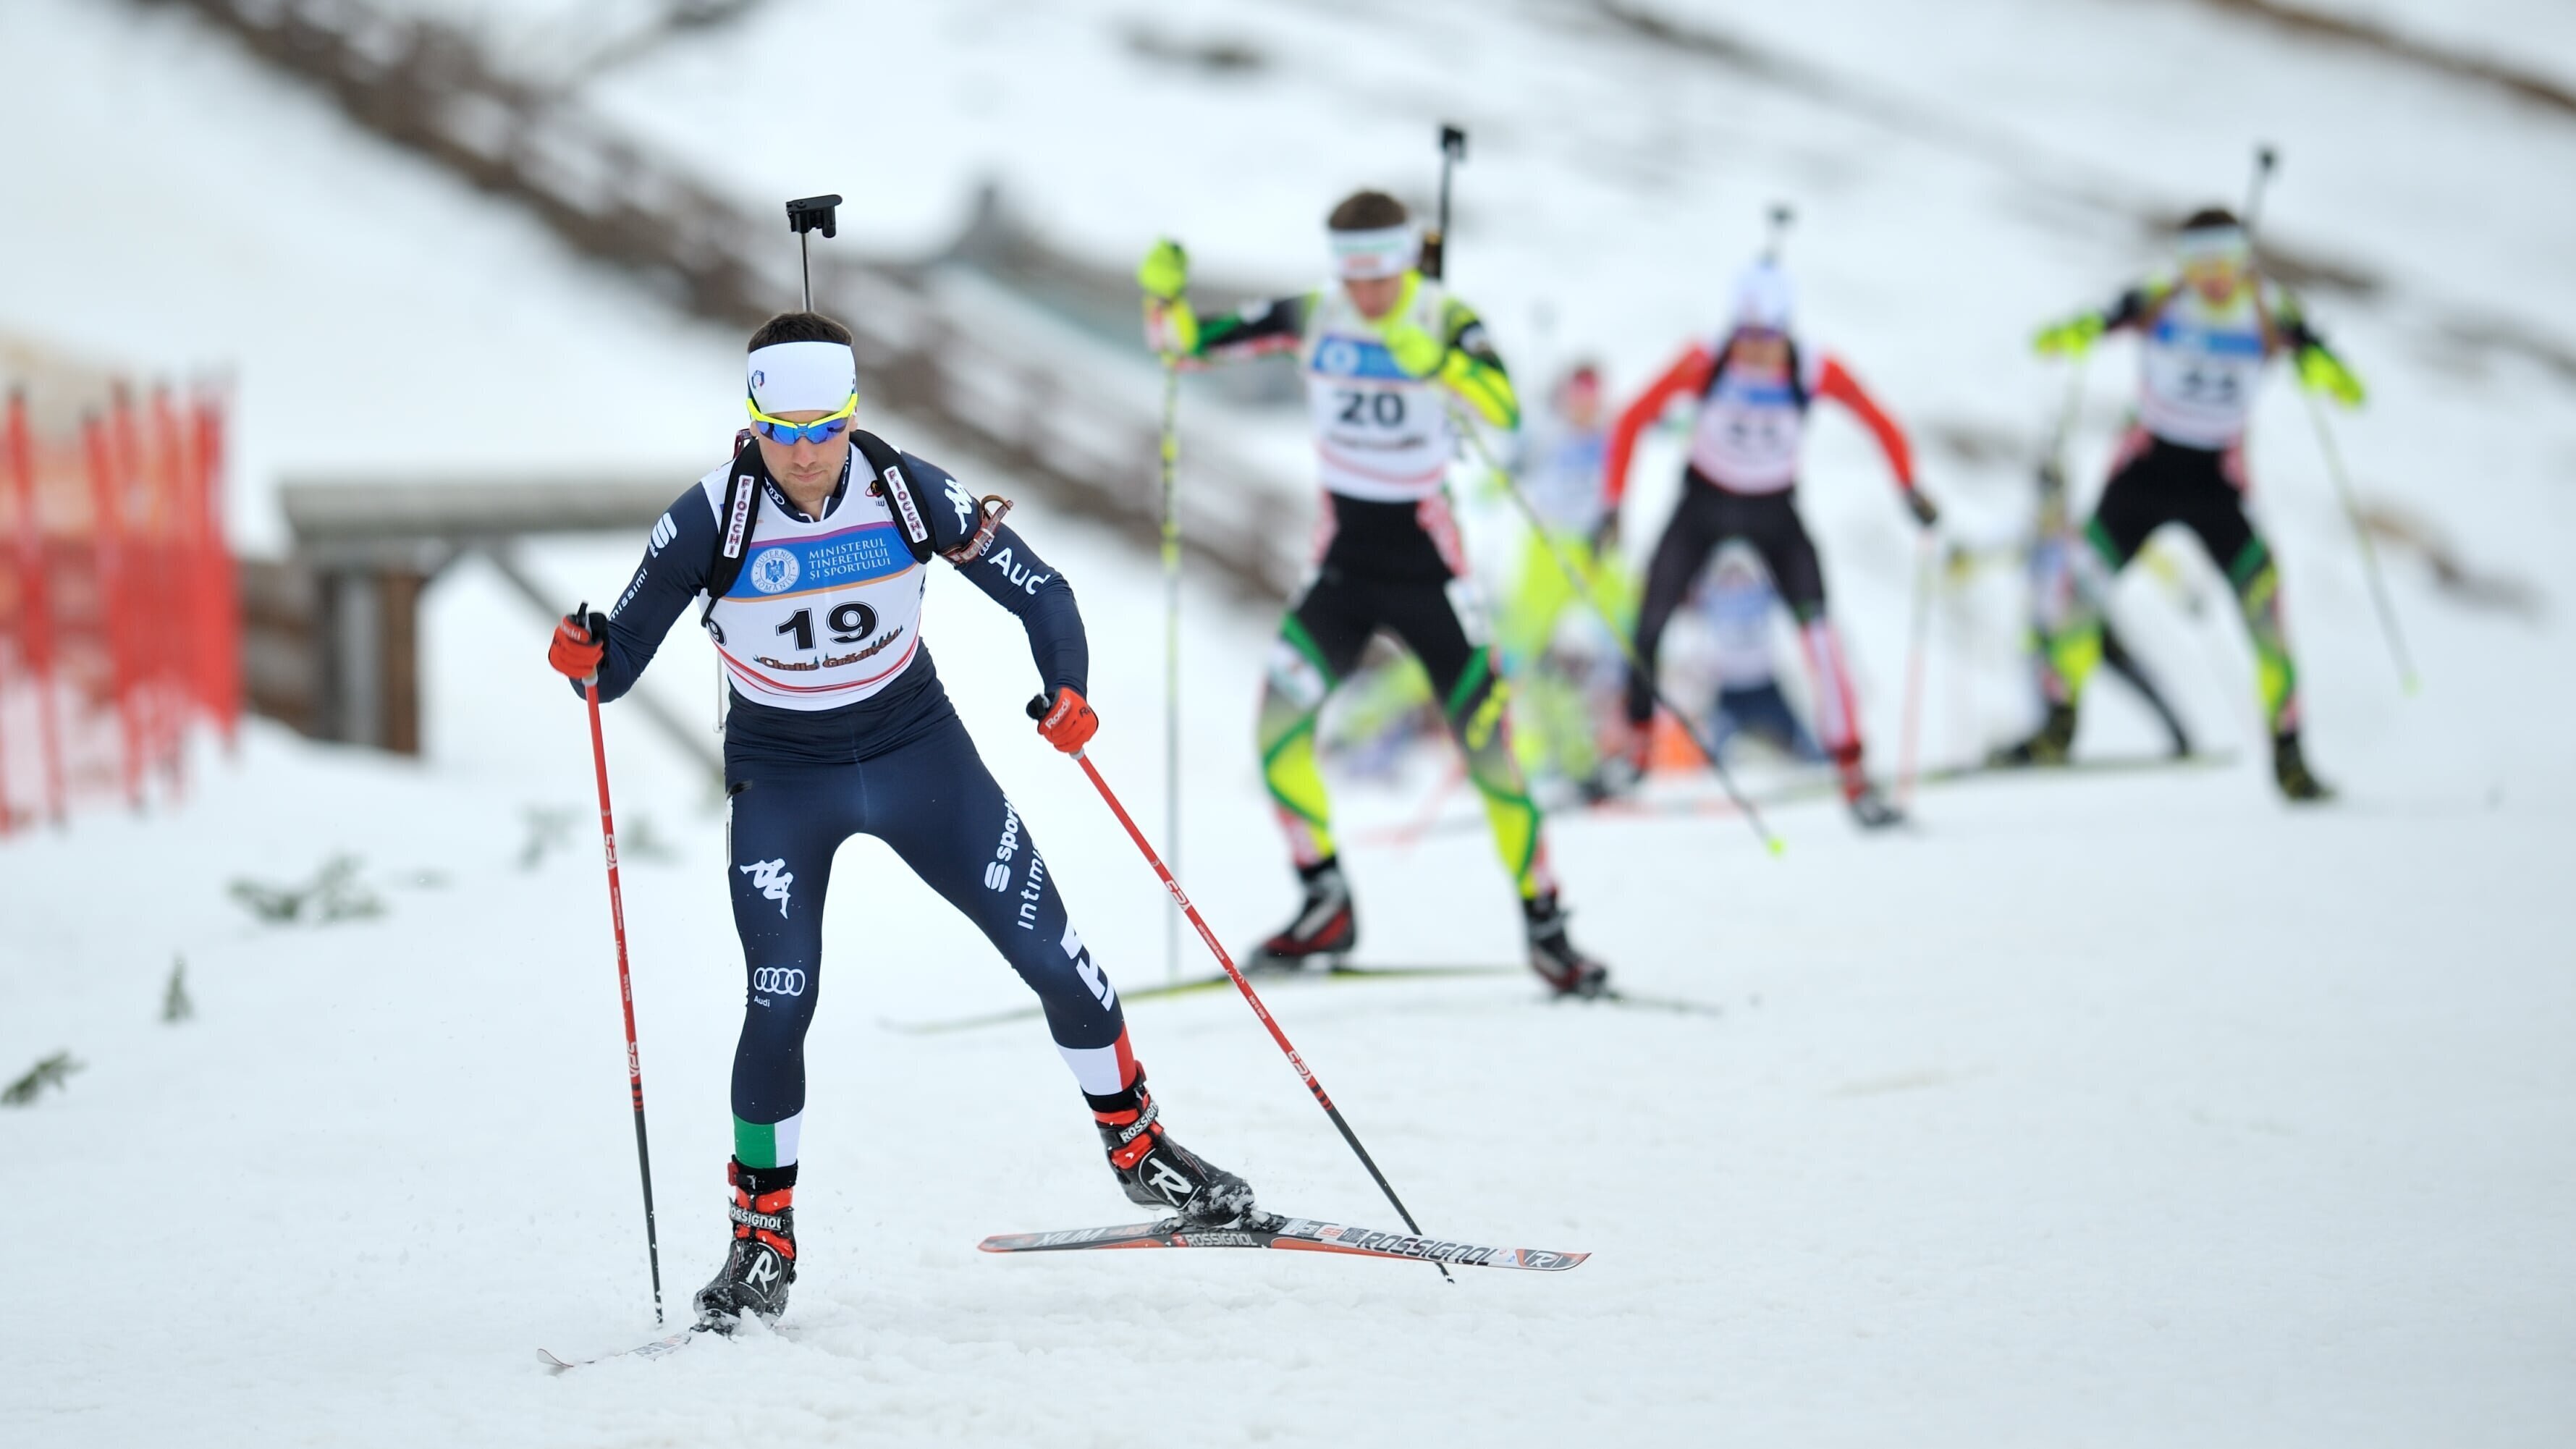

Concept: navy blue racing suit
[[582, 447, 1131, 1170]]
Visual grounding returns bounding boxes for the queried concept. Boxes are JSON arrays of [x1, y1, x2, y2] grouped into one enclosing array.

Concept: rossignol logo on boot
[[727, 1201, 789, 1233], [1143, 1155, 1194, 1201], [739, 858, 794, 918], [746, 1249, 783, 1290]]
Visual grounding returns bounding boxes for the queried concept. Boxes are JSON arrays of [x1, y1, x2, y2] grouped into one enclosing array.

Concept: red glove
[[549, 608, 608, 682], [1036, 686, 1099, 753]]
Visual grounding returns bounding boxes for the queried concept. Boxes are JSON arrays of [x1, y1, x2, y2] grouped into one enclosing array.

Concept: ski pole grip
[[573, 601, 600, 687], [1026, 693, 1049, 721]]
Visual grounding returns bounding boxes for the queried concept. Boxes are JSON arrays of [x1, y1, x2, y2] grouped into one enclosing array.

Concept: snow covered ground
[[6, 494, 2572, 1446], [4, 0, 2575, 1444]]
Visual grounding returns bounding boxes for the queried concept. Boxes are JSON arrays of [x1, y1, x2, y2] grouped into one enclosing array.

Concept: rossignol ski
[[980, 1211, 1587, 1272], [537, 1326, 709, 1372]]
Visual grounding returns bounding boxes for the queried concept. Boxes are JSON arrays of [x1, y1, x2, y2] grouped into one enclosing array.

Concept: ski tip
[[1596, 989, 1725, 1018], [536, 1327, 709, 1371]]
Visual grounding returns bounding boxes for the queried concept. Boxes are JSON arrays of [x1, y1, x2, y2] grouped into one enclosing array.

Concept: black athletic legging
[[1627, 472, 1827, 726], [1287, 570, 1484, 692], [2087, 437, 2266, 580]]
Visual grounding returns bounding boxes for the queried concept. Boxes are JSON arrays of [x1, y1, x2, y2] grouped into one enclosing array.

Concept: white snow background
[[1, 0, 2571, 1445]]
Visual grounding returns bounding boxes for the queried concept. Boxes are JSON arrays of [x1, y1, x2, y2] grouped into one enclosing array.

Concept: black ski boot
[[1524, 893, 1610, 997], [1253, 857, 1355, 968], [1588, 733, 1652, 801], [1844, 780, 1905, 829], [1086, 1068, 1260, 1226], [693, 1159, 796, 1331], [2273, 731, 2334, 803], [1990, 701, 2077, 766], [1834, 746, 1905, 830]]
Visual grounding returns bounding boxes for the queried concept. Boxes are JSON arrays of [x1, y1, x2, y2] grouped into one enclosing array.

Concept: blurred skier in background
[[2004, 458, 2196, 763], [2006, 206, 2365, 800], [1602, 260, 1937, 828], [1498, 361, 1634, 798], [1136, 190, 1610, 995], [1694, 549, 1823, 764]]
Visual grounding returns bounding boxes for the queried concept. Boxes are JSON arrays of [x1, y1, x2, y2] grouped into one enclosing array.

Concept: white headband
[[746, 340, 856, 416], [1730, 261, 1796, 331], [1330, 224, 1419, 282], [2176, 223, 2251, 265]]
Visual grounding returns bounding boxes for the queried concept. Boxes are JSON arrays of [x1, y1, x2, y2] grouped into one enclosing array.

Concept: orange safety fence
[[0, 384, 238, 832]]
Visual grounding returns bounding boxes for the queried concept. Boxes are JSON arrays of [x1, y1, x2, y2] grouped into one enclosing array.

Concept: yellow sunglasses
[[745, 392, 858, 444]]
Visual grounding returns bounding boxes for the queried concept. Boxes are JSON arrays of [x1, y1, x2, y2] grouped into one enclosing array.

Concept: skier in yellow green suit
[[1137, 189, 1608, 995], [2006, 206, 2364, 801]]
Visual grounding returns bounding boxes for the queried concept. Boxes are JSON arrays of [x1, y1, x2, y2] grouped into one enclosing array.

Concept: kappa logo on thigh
[[738, 858, 793, 918]]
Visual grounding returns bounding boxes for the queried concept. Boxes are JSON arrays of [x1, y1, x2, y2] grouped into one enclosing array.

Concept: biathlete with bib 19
[[1135, 190, 1610, 997], [1602, 260, 1938, 829], [2001, 206, 2360, 800], [545, 311, 1259, 1332]]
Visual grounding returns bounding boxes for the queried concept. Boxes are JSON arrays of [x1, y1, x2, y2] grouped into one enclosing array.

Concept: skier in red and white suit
[[1602, 261, 1936, 827]]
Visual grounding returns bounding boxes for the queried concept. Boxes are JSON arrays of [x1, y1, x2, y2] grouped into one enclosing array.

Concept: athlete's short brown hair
[[748, 310, 854, 352], [1327, 190, 1410, 232]]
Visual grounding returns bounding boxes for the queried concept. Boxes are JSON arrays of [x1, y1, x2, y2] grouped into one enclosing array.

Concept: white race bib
[[698, 471, 928, 711], [2137, 287, 2271, 449], [1300, 282, 1455, 502], [1686, 361, 1807, 494]]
